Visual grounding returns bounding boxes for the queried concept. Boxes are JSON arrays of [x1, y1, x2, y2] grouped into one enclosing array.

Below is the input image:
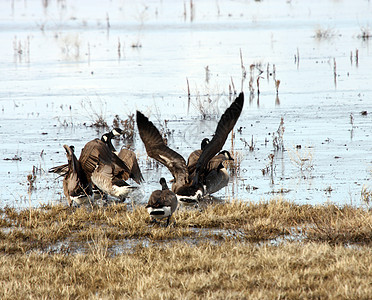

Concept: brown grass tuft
[[303, 204, 372, 245]]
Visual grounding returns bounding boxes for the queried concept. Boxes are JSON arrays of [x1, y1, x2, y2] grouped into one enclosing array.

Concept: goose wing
[[49, 163, 68, 176], [136, 111, 188, 186], [50, 144, 77, 176], [186, 149, 202, 178], [63, 145, 78, 203], [146, 190, 163, 208], [206, 153, 230, 172], [194, 92, 244, 180], [117, 148, 144, 184], [79, 139, 107, 177], [63, 145, 92, 204], [162, 189, 178, 208], [79, 139, 130, 181]]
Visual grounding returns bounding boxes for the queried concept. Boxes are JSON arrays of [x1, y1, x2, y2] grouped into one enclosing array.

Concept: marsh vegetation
[[0, 199, 371, 298]]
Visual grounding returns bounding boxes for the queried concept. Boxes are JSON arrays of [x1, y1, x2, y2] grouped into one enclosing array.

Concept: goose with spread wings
[[136, 92, 244, 203]]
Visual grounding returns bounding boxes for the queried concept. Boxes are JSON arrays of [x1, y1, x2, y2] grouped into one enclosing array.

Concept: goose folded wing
[[146, 190, 163, 208], [117, 148, 144, 184], [161, 190, 176, 206], [111, 153, 131, 181], [79, 139, 130, 180], [206, 153, 229, 172], [186, 149, 202, 179]]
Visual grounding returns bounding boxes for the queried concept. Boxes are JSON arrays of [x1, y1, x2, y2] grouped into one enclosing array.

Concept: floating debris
[[3, 155, 22, 161]]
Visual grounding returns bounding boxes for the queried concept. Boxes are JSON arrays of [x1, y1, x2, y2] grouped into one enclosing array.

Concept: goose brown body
[[51, 137, 137, 203], [62, 145, 92, 206], [146, 178, 178, 226], [78, 139, 137, 200]]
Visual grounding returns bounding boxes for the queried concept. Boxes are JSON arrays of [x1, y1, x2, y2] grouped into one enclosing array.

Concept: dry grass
[[0, 199, 371, 298], [288, 146, 314, 172], [0, 241, 371, 299], [112, 114, 135, 143], [80, 96, 109, 129], [361, 185, 371, 209]]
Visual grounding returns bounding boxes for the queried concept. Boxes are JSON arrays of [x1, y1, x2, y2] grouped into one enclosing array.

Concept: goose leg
[[150, 218, 159, 225], [131, 197, 135, 211]]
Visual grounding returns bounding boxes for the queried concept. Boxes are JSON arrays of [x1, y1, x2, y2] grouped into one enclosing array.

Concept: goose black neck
[[102, 133, 116, 152]]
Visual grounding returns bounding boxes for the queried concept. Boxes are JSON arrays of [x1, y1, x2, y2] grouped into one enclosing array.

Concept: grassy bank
[[0, 199, 371, 299]]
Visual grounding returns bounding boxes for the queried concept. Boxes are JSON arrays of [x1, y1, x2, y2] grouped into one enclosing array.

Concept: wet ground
[[0, 0, 371, 209]]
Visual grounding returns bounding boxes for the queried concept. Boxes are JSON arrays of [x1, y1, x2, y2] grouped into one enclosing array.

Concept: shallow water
[[0, 0, 371, 208]]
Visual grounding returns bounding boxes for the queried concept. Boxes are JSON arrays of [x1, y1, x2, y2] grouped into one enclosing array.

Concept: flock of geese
[[50, 92, 244, 226]]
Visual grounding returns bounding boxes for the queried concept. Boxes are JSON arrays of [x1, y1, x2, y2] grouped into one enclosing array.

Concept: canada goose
[[146, 177, 178, 226], [50, 129, 123, 177], [62, 145, 93, 206], [136, 92, 244, 203], [50, 154, 106, 202], [50, 136, 137, 202], [78, 138, 137, 201], [101, 129, 144, 185]]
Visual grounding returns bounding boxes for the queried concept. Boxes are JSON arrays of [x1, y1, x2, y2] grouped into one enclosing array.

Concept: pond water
[[0, 0, 371, 209]]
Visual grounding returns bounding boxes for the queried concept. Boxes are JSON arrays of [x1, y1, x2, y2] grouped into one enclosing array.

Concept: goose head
[[219, 150, 234, 161], [159, 177, 169, 190], [101, 128, 124, 153], [101, 128, 123, 142], [201, 138, 210, 150], [112, 127, 123, 136]]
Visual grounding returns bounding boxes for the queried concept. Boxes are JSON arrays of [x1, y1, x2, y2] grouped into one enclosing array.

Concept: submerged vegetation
[[0, 199, 371, 298], [314, 26, 336, 40], [358, 26, 371, 40]]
